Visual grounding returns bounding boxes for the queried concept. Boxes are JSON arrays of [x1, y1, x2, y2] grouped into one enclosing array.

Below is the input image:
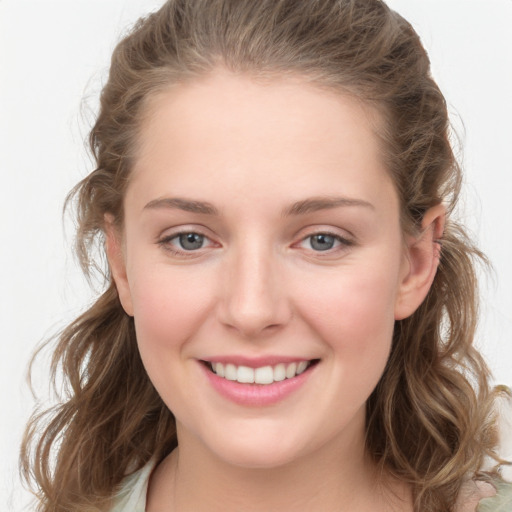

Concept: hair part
[[21, 1, 503, 510]]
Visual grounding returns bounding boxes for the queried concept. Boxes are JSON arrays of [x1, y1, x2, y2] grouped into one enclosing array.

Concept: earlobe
[[104, 215, 134, 317], [394, 204, 446, 320]]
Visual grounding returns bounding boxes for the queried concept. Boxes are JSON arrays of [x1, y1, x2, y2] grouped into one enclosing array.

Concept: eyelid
[[293, 227, 356, 254], [157, 226, 220, 257], [155, 225, 355, 258]]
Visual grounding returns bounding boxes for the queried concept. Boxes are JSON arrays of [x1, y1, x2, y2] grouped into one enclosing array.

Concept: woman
[[21, 0, 511, 510]]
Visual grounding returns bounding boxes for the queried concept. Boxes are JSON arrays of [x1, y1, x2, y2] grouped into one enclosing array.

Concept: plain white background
[[1, 1, 511, 509]]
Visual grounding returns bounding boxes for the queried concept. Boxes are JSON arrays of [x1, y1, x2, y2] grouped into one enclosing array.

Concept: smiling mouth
[[202, 360, 319, 385]]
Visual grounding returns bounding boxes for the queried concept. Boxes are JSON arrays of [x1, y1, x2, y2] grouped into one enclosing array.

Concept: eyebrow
[[143, 197, 219, 215], [283, 196, 375, 216], [143, 195, 374, 217]]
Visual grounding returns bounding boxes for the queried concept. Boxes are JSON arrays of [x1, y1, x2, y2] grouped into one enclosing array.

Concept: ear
[[104, 214, 134, 316], [394, 204, 445, 320]]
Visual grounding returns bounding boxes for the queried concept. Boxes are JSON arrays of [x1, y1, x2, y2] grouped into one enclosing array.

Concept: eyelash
[[157, 230, 215, 258], [296, 231, 354, 254], [157, 230, 355, 258]]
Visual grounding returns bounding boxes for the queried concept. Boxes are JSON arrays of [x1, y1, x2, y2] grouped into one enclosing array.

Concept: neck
[[146, 418, 412, 512]]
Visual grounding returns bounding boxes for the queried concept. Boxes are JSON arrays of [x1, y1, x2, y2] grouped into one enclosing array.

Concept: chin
[[218, 443, 300, 470], [201, 423, 317, 470]]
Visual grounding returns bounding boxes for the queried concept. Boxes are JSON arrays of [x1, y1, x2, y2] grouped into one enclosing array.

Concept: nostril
[[219, 300, 293, 338]]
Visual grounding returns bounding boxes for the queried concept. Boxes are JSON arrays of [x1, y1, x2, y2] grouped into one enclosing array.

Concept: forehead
[[137, 70, 383, 156], [128, 69, 396, 214]]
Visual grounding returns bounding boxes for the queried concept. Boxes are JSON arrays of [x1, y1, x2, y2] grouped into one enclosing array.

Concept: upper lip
[[200, 355, 317, 368]]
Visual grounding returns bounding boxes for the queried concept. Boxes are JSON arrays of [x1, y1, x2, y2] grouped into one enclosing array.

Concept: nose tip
[[224, 289, 285, 338], [218, 251, 291, 338]]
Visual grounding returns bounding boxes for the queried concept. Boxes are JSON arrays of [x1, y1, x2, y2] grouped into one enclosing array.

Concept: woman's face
[[109, 70, 425, 469]]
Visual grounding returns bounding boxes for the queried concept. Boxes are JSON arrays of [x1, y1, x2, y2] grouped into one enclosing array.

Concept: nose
[[217, 241, 292, 338]]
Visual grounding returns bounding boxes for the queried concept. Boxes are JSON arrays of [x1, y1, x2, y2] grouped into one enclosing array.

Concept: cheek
[[286, 262, 400, 438], [296, 261, 399, 362], [127, 264, 217, 413], [128, 263, 215, 356]]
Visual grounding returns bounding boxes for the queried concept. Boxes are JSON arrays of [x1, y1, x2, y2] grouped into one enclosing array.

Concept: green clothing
[[109, 463, 151, 512], [109, 462, 512, 511], [478, 480, 512, 511]]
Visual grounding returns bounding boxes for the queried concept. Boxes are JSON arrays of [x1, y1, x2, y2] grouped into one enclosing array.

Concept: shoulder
[[458, 386, 512, 512], [491, 386, 512, 481], [108, 461, 155, 512], [477, 386, 512, 511], [454, 478, 512, 512], [477, 480, 512, 512]]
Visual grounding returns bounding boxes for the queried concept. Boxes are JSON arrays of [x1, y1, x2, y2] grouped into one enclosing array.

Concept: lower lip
[[200, 362, 316, 407]]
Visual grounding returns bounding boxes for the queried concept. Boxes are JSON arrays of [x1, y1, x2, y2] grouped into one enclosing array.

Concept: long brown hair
[[21, 1, 502, 510]]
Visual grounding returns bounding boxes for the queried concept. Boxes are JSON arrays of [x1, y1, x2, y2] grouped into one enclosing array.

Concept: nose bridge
[[220, 235, 289, 337]]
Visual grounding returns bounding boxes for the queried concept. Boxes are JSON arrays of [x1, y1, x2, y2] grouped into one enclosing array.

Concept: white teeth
[[214, 362, 225, 377], [273, 363, 286, 382], [285, 362, 297, 379], [296, 361, 308, 375], [210, 360, 313, 385], [254, 366, 274, 385], [237, 366, 255, 383], [225, 363, 237, 381]]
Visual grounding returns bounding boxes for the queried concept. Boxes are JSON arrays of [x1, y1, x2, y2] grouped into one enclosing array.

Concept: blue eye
[[308, 234, 337, 251], [297, 232, 353, 253], [157, 229, 219, 257], [176, 233, 205, 250]]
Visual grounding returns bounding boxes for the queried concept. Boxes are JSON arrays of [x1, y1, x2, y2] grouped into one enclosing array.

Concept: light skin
[[106, 69, 444, 511]]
